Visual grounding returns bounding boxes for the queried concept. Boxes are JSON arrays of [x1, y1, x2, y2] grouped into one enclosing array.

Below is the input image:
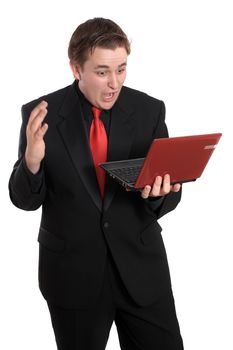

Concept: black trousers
[[47, 251, 184, 350]]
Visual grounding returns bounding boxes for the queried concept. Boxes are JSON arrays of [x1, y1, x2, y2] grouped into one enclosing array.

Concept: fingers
[[172, 183, 181, 192], [150, 175, 163, 197], [35, 122, 48, 139], [141, 174, 181, 199], [28, 100, 48, 122], [27, 100, 48, 134], [141, 185, 152, 199], [160, 174, 171, 195], [159, 175, 181, 195]]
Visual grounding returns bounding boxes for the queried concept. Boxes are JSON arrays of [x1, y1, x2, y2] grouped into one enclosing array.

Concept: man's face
[[70, 46, 128, 110]]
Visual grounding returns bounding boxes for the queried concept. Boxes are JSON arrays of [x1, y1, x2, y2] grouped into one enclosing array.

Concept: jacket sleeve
[[144, 100, 182, 218], [8, 105, 46, 211]]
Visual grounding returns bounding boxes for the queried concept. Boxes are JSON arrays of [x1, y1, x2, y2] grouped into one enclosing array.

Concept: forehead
[[85, 47, 128, 68]]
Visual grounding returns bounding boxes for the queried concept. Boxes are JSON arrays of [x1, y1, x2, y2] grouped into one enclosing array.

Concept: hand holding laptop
[[140, 174, 181, 199]]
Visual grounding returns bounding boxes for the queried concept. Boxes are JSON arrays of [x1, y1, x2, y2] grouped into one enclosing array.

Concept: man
[[9, 18, 183, 350]]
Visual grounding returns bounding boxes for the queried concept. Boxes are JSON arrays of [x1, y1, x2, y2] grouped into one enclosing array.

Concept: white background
[[1, 0, 232, 349]]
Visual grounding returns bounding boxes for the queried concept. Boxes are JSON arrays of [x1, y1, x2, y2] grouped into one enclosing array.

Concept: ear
[[69, 60, 81, 80]]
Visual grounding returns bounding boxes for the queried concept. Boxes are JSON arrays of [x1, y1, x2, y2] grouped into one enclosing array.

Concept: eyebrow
[[94, 62, 127, 69]]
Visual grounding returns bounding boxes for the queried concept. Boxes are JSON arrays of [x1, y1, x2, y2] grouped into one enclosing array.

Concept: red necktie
[[90, 106, 108, 198]]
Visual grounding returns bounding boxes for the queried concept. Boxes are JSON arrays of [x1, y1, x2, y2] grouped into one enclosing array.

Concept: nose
[[107, 73, 118, 90]]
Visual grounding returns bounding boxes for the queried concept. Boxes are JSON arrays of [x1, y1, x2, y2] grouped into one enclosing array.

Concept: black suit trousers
[[47, 250, 184, 350]]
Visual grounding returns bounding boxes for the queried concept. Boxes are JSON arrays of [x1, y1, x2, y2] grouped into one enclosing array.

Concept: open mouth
[[103, 92, 118, 101]]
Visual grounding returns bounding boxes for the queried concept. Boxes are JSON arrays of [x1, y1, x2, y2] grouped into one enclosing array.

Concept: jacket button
[[103, 222, 109, 228]]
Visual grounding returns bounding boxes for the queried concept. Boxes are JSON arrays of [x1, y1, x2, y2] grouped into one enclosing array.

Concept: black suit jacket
[[9, 82, 181, 309]]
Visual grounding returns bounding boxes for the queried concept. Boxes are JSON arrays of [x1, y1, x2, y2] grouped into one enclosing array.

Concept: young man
[[9, 18, 183, 350]]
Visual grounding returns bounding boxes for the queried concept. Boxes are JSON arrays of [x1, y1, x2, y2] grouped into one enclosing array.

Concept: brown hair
[[68, 18, 131, 67]]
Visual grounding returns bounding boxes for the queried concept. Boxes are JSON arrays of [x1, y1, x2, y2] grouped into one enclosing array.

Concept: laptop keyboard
[[110, 165, 142, 184]]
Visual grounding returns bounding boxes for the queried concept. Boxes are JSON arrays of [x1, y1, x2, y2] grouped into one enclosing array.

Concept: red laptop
[[99, 133, 222, 190]]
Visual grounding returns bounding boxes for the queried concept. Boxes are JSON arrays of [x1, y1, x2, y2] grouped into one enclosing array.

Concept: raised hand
[[25, 100, 48, 174]]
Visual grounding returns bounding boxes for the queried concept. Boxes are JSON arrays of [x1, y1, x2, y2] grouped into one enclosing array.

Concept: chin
[[103, 103, 114, 110], [101, 99, 117, 110]]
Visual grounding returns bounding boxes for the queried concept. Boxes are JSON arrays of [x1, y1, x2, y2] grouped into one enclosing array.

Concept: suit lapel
[[57, 83, 103, 211]]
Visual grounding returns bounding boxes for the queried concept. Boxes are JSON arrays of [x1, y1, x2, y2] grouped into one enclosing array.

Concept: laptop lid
[[134, 133, 222, 189]]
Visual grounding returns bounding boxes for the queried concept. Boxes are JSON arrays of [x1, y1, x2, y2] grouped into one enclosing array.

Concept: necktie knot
[[92, 106, 102, 120]]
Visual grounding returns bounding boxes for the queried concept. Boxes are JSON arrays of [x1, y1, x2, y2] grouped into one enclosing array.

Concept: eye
[[96, 71, 107, 77], [117, 67, 126, 74]]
